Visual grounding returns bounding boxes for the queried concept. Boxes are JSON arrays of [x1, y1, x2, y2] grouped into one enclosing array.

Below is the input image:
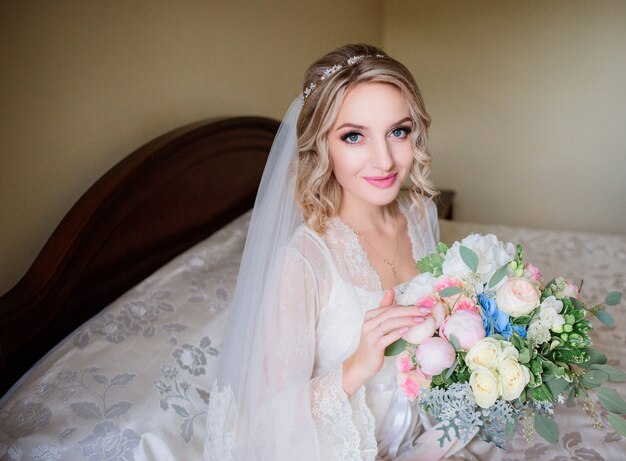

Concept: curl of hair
[[296, 44, 438, 234]]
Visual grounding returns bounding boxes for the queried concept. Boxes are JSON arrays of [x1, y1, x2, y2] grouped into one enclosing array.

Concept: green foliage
[[590, 364, 626, 382], [580, 348, 607, 368], [459, 245, 478, 272], [606, 413, 626, 437], [384, 339, 407, 356], [595, 310, 615, 327], [534, 414, 559, 444], [605, 291, 622, 306], [416, 246, 446, 276], [597, 388, 626, 414], [439, 286, 462, 298], [488, 263, 509, 288]]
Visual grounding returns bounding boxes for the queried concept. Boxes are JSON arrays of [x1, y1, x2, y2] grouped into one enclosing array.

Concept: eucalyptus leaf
[[590, 365, 626, 382], [459, 245, 478, 272], [384, 339, 407, 357], [534, 414, 559, 444], [439, 286, 462, 298], [606, 413, 626, 437], [605, 291, 622, 306], [544, 377, 570, 398], [449, 334, 460, 350], [570, 297, 583, 310], [595, 310, 615, 327], [581, 369, 609, 386], [505, 417, 519, 438], [597, 388, 626, 414], [581, 348, 608, 368], [488, 263, 509, 288], [444, 362, 457, 380]]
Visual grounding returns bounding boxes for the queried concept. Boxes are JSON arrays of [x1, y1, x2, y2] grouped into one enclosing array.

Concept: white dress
[[206, 195, 473, 460]]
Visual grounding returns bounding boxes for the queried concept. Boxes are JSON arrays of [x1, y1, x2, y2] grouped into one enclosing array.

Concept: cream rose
[[496, 277, 540, 317], [498, 357, 530, 401], [498, 342, 519, 366], [469, 367, 500, 408], [465, 337, 501, 370]]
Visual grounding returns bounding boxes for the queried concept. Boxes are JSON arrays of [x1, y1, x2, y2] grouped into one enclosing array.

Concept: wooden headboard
[[0, 117, 280, 394]]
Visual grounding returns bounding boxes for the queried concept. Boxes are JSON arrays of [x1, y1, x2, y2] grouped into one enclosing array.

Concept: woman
[[205, 44, 476, 461]]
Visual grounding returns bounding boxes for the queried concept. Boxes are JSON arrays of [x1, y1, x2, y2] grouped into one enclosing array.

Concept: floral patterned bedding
[[0, 213, 624, 461]]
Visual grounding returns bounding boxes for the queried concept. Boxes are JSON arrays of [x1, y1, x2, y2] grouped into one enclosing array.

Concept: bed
[[0, 116, 624, 460]]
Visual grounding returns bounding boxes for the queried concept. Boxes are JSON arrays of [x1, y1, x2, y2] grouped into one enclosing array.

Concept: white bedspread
[[0, 215, 624, 460]]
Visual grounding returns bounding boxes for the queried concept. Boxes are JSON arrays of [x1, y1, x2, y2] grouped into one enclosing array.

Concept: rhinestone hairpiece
[[303, 53, 386, 100]]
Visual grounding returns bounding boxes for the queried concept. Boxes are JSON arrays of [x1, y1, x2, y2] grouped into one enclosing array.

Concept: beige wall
[[0, 0, 383, 295], [385, 0, 626, 234], [2, 1, 625, 296]]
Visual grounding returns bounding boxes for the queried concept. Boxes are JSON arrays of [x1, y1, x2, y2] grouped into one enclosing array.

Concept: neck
[[338, 197, 397, 234]]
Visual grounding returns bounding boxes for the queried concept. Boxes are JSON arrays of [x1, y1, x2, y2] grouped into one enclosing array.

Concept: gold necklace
[[343, 207, 399, 284]]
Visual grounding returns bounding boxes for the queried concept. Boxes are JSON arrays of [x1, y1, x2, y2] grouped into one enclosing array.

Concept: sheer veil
[[205, 97, 310, 460]]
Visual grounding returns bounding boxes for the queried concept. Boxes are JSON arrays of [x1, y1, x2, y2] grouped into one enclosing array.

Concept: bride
[[205, 44, 475, 461]]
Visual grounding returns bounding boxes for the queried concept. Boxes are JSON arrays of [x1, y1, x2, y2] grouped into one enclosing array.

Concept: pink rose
[[395, 350, 416, 373], [496, 277, 540, 317], [402, 316, 437, 345], [452, 296, 480, 314], [396, 368, 431, 400], [440, 310, 486, 351], [524, 263, 542, 282], [415, 337, 456, 376]]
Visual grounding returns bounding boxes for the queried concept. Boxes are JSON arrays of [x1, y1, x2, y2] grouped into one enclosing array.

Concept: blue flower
[[478, 293, 528, 339]]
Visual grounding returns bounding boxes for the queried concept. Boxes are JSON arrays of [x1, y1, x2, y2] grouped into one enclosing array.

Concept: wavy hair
[[296, 43, 438, 233]]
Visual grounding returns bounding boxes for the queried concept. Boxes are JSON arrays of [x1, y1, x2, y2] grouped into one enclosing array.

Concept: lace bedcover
[[0, 214, 624, 460]]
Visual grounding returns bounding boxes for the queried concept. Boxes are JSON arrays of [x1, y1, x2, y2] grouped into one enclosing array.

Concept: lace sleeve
[[269, 240, 376, 460]]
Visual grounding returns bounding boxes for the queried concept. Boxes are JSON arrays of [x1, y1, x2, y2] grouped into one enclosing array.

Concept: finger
[[374, 316, 425, 337], [372, 305, 432, 324], [379, 288, 395, 308], [378, 326, 410, 348]]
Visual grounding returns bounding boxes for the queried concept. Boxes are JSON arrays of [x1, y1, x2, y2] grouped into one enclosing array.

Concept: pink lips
[[363, 173, 398, 189]]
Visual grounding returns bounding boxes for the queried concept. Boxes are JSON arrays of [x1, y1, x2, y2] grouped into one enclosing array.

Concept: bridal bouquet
[[385, 234, 625, 448]]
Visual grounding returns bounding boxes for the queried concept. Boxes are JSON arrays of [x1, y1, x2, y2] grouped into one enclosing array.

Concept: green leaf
[[506, 417, 519, 438], [439, 286, 462, 298], [590, 365, 626, 382], [607, 413, 626, 437], [444, 361, 457, 380], [580, 348, 608, 368], [459, 245, 478, 272], [580, 369, 608, 388], [384, 339, 407, 356], [597, 388, 626, 414], [570, 297, 583, 310], [529, 383, 553, 402], [595, 310, 615, 327], [488, 263, 509, 288], [448, 334, 460, 350], [436, 242, 449, 254], [544, 377, 570, 397], [605, 291, 622, 306], [534, 414, 559, 444]]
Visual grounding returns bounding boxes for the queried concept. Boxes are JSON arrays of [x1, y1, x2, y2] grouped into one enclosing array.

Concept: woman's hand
[[342, 288, 431, 396]]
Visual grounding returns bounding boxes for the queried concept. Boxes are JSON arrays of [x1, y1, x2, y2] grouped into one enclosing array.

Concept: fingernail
[[413, 317, 425, 323], [398, 327, 409, 334], [419, 308, 430, 314]]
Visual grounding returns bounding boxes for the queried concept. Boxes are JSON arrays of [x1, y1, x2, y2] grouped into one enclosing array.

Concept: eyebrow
[[334, 116, 413, 132]]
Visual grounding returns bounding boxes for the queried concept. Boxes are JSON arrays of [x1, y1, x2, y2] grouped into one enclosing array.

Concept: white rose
[[496, 277, 540, 317], [498, 357, 530, 401], [498, 342, 520, 367], [442, 234, 515, 282], [527, 322, 551, 344], [540, 296, 563, 314], [396, 272, 437, 306], [466, 337, 501, 371], [469, 366, 500, 408]]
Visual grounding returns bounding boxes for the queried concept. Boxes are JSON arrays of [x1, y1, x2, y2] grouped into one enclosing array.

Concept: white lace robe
[[206, 196, 472, 460]]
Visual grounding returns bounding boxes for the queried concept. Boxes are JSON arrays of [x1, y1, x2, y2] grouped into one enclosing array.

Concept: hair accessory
[[303, 53, 386, 100]]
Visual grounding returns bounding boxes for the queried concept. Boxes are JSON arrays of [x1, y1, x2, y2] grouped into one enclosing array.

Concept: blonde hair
[[296, 43, 438, 233]]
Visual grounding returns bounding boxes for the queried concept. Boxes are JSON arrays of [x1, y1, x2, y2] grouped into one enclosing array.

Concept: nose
[[371, 137, 394, 172]]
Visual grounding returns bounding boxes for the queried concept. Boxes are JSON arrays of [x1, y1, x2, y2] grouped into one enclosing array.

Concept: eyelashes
[[339, 126, 412, 145]]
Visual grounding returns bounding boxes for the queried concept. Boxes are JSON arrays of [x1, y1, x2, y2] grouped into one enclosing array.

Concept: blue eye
[[391, 127, 410, 139], [341, 132, 363, 144]]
